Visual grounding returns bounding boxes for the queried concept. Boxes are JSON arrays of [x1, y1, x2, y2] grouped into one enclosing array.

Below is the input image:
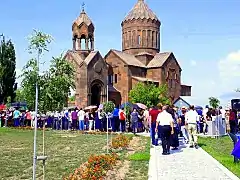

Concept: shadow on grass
[[198, 143, 207, 147]]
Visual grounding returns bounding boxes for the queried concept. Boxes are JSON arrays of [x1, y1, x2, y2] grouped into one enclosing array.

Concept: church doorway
[[91, 84, 101, 106]]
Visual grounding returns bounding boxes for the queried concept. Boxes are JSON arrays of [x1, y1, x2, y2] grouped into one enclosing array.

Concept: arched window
[[128, 31, 131, 47], [80, 34, 86, 50], [73, 35, 78, 50], [89, 35, 93, 50], [138, 35, 141, 46]]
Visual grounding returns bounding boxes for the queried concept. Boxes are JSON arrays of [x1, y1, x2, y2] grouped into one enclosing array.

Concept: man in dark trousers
[[156, 106, 174, 155], [112, 106, 119, 132]]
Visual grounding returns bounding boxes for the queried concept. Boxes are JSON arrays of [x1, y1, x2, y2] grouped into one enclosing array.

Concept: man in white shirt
[[219, 106, 226, 120], [78, 108, 85, 131], [185, 105, 199, 148], [53, 111, 59, 130], [156, 106, 174, 155]]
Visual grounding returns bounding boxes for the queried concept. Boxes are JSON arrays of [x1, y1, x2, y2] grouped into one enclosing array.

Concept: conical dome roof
[[123, 0, 160, 23], [73, 9, 94, 27]]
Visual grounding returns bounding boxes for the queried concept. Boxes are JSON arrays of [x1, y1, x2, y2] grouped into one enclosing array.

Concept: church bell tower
[[72, 4, 95, 53]]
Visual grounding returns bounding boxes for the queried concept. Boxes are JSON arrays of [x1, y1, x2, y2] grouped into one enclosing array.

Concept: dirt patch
[[11, 147, 25, 150], [105, 160, 130, 180], [60, 134, 77, 138], [127, 136, 143, 155], [105, 136, 142, 179]]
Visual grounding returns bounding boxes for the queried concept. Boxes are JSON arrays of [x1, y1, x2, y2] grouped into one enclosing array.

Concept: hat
[[181, 106, 187, 109]]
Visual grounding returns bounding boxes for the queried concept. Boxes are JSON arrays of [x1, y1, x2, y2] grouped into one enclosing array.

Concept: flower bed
[[111, 134, 131, 149], [64, 153, 118, 180], [65, 134, 131, 180], [79, 131, 118, 136], [10, 127, 51, 131]]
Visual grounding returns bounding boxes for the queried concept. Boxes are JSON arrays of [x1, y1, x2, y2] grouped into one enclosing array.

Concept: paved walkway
[[147, 137, 240, 180]]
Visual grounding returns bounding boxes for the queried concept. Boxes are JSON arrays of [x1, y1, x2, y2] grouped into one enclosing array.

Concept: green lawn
[[0, 128, 107, 180], [126, 136, 150, 180], [199, 136, 240, 178]]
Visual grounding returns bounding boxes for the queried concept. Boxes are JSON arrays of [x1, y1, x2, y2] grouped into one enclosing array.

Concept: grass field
[[0, 128, 108, 180], [199, 136, 240, 178], [0, 128, 151, 180], [126, 137, 150, 180]]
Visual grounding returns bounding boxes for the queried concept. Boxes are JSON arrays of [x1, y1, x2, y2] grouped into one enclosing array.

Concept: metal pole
[[33, 50, 40, 180], [0, 34, 4, 103], [106, 83, 109, 154], [42, 118, 45, 180]]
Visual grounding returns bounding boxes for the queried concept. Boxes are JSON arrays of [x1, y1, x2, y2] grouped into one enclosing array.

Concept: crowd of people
[[1, 103, 239, 156], [147, 104, 240, 155], [0, 106, 148, 134]]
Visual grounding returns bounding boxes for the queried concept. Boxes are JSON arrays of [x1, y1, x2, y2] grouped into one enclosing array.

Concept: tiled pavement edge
[[148, 142, 240, 180]]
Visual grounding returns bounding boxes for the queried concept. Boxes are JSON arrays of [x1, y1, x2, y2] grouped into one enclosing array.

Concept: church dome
[[121, 0, 161, 56], [73, 9, 94, 28], [122, 0, 160, 23]]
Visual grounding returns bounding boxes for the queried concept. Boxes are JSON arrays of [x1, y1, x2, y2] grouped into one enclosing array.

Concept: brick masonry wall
[[105, 51, 130, 104], [122, 19, 160, 55]]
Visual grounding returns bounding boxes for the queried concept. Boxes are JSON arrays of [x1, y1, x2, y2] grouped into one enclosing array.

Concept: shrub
[[64, 153, 118, 180], [111, 134, 130, 149], [103, 101, 115, 113]]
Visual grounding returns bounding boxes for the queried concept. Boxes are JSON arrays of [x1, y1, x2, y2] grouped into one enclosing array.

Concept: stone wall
[[105, 51, 130, 103], [122, 19, 160, 55]]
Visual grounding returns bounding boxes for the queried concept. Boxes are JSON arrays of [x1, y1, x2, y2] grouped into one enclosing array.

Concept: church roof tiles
[[66, 50, 99, 66], [147, 52, 172, 68], [123, 0, 160, 23], [73, 10, 94, 27], [111, 49, 145, 67], [109, 50, 174, 69], [84, 51, 98, 65]]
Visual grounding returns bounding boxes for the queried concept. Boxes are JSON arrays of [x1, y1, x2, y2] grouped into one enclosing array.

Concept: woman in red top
[[229, 109, 237, 134], [26, 110, 32, 127], [119, 108, 126, 132]]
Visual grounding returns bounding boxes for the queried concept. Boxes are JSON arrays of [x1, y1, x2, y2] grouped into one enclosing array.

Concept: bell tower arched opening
[[72, 6, 95, 52], [80, 34, 87, 50]]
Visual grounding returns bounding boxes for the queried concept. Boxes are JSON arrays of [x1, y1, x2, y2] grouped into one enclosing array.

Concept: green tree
[[129, 82, 170, 107], [69, 95, 75, 102], [103, 101, 115, 113], [20, 31, 75, 112], [15, 89, 25, 102], [20, 30, 52, 111], [208, 97, 220, 109], [41, 55, 75, 112], [0, 37, 16, 103], [20, 58, 38, 110]]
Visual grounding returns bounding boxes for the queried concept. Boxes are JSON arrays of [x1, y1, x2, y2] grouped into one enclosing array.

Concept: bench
[[228, 133, 239, 163]]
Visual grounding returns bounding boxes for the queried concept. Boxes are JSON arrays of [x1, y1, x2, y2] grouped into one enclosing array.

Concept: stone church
[[64, 0, 191, 108]]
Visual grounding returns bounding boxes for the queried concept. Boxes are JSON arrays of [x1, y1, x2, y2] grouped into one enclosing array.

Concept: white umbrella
[[84, 105, 97, 110]]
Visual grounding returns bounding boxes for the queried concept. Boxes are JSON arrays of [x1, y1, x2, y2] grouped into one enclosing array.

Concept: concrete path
[[147, 137, 240, 180]]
